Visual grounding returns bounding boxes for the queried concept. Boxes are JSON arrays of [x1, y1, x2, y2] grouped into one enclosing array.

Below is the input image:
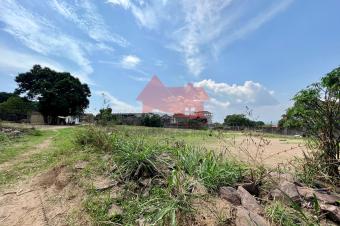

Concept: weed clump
[[176, 146, 246, 191], [74, 126, 113, 152], [265, 201, 301, 226]]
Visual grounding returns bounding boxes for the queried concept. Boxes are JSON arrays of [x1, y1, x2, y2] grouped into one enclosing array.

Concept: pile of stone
[[0, 127, 24, 138], [218, 172, 339, 225], [268, 172, 339, 223]]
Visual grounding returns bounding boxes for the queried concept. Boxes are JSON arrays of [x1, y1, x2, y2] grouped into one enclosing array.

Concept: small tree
[[286, 67, 339, 177]]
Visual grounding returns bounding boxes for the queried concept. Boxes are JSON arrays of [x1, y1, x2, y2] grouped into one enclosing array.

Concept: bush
[[74, 126, 112, 152], [176, 146, 246, 191]]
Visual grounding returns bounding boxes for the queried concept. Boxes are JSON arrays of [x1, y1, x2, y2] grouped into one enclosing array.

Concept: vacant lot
[[112, 125, 306, 167], [0, 125, 311, 225]]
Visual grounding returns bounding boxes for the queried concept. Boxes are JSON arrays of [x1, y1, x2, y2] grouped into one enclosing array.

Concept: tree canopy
[[15, 65, 91, 123], [281, 67, 339, 176], [223, 114, 264, 128]]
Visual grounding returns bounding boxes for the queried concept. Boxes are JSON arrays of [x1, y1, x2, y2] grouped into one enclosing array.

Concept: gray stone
[[297, 187, 340, 205], [270, 181, 300, 202], [108, 203, 123, 217], [93, 177, 113, 190], [237, 186, 263, 214], [320, 204, 340, 223], [219, 186, 241, 205], [235, 206, 270, 226]]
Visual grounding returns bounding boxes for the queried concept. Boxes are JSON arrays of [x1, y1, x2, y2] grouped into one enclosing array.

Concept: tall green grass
[[75, 126, 248, 225], [176, 146, 246, 191]]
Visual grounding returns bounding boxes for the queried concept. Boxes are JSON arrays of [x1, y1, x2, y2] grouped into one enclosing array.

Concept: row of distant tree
[[95, 107, 162, 127], [0, 65, 91, 124], [223, 114, 265, 128]]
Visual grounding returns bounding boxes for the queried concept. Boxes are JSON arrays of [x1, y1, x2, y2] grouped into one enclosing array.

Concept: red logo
[[137, 75, 209, 115]]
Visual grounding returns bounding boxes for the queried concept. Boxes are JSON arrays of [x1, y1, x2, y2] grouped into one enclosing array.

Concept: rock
[[219, 187, 241, 205], [93, 177, 113, 190], [108, 203, 123, 217], [320, 204, 340, 223], [269, 181, 300, 202], [235, 206, 270, 226], [238, 182, 260, 197], [237, 186, 263, 214], [297, 187, 340, 205], [269, 172, 294, 183], [74, 160, 88, 170]]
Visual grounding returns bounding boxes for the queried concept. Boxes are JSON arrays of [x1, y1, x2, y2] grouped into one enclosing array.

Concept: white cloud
[[0, 0, 93, 80], [121, 55, 141, 69], [107, 0, 163, 29], [194, 79, 280, 123], [0, 45, 93, 84], [107, 0, 131, 10], [128, 75, 150, 82], [194, 79, 278, 107], [95, 90, 140, 113], [51, 0, 129, 47]]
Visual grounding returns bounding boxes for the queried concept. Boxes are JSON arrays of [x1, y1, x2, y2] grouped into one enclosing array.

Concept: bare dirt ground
[[0, 122, 73, 131], [203, 136, 308, 167], [0, 165, 85, 226]]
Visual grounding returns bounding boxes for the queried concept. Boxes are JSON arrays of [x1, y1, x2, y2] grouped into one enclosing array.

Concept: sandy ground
[[203, 135, 308, 168], [0, 166, 85, 226]]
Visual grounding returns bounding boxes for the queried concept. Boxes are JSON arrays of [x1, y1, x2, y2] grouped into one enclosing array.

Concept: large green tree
[[283, 67, 339, 177], [15, 65, 91, 124]]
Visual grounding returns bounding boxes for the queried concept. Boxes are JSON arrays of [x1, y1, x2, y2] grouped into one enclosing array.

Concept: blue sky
[[0, 0, 339, 123]]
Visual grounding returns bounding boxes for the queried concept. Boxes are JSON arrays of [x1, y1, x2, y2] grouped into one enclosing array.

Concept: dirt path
[[0, 137, 53, 172], [0, 165, 86, 226]]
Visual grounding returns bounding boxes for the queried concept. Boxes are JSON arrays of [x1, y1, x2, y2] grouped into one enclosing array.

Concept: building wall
[[30, 111, 44, 124]]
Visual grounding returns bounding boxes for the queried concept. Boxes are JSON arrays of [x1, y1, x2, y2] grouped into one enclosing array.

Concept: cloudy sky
[[0, 0, 339, 122]]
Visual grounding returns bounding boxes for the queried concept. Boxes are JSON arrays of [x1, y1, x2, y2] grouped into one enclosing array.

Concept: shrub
[[74, 126, 112, 152], [176, 146, 246, 191]]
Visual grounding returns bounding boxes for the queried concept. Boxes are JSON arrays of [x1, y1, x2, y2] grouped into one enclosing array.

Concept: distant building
[[29, 111, 44, 124], [57, 115, 80, 125], [194, 111, 213, 125]]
